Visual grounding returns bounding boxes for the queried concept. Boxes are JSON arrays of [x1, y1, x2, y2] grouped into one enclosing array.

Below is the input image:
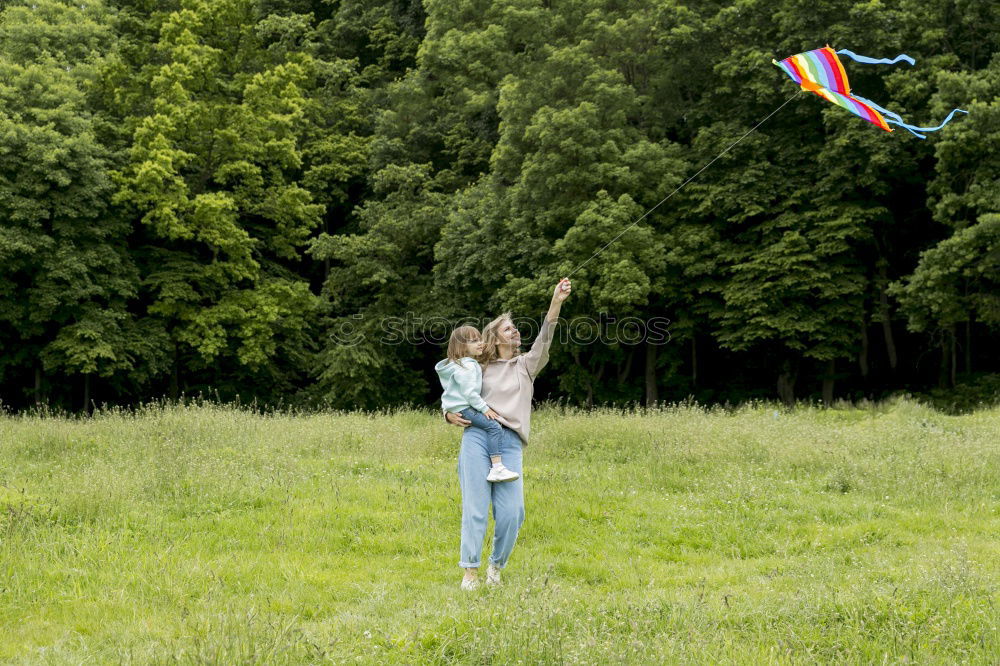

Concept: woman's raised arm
[[523, 279, 571, 378]]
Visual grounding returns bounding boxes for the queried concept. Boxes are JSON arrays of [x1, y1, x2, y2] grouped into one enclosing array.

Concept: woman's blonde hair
[[446, 326, 481, 367], [479, 312, 520, 365]]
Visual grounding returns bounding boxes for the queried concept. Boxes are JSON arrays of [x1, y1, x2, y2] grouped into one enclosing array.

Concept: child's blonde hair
[[446, 326, 482, 367], [479, 312, 520, 365]]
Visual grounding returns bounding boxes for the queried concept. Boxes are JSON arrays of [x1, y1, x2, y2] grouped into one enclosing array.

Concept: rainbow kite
[[773, 46, 967, 139]]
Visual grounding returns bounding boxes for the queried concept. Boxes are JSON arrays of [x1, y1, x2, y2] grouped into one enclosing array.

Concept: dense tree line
[[0, 0, 997, 412]]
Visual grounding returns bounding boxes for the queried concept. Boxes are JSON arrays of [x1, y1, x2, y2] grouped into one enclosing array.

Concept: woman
[[445, 278, 572, 589]]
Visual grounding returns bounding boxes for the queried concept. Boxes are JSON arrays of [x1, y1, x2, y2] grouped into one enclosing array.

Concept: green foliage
[[892, 53, 1000, 340], [309, 163, 446, 408], [555, 192, 664, 314], [1, 0, 998, 409], [921, 372, 1000, 414], [0, 0, 142, 391], [892, 214, 1000, 332], [112, 0, 326, 382]]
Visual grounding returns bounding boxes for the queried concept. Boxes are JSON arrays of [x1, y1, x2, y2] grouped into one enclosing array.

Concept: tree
[[430, 5, 687, 405], [112, 0, 326, 399], [893, 50, 1000, 386], [0, 0, 146, 409]]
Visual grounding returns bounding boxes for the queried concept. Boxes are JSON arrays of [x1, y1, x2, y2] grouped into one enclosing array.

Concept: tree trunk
[[881, 307, 898, 371], [776, 357, 798, 406], [858, 318, 869, 378], [644, 341, 658, 407], [878, 264, 898, 372], [582, 358, 605, 408], [170, 345, 180, 401], [691, 335, 698, 388], [83, 374, 91, 415], [822, 358, 836, 407], [965, 317, 972, 376], [950, 325, 957, 388], [34, 365, 42, 406], [617, 348, 634, 384], [938, 333, 950, 389]]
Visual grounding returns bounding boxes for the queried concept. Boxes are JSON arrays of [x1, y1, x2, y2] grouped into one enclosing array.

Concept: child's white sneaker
[[486, 464, 519, 483], [460, 576, 479, 591], [486, 563, 502, 586]]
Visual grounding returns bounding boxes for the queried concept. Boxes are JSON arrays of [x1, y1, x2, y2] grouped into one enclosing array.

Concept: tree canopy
[[1, 0, 997, 411]]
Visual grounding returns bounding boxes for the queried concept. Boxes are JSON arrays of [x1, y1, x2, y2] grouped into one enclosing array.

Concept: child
[[435, 326, 519, 483]]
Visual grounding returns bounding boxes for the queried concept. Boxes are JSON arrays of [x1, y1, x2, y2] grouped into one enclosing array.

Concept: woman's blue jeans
[[457, 424, 525, 569]]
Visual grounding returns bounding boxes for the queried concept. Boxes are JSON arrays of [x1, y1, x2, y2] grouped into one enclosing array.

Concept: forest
[[1, 0, 998, 411]]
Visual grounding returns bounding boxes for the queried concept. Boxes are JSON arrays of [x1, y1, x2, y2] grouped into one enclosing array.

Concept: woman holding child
[[437, 278, 572, 590]]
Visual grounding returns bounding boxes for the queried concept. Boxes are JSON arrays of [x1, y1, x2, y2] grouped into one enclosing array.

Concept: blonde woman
[[445, 278, 572, 590]]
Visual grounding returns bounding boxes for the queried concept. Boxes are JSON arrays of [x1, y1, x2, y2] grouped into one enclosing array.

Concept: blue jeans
[[457, 425, 525, 569], [458, 407, 504, 458]]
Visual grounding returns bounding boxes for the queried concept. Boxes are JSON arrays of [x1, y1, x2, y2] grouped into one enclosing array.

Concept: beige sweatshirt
[[444, 314, 555, 445]]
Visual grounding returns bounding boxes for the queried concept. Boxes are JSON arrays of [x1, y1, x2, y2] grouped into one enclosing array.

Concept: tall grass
[[1, 399, 998, 663]]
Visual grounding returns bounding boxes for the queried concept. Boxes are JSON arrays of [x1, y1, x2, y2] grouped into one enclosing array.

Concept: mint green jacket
[[434, 357, 489, 413]]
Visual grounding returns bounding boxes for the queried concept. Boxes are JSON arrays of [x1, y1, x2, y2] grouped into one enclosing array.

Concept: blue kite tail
[[853, 94, 969, 139], [837, 49, 916, 66], [884, 108, 969, 139]]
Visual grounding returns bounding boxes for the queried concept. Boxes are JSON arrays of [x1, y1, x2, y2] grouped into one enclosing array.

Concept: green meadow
[[1, 400, 998, 664]]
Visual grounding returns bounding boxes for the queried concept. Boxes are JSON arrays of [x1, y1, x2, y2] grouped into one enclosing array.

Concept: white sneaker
[[486, 563, 502, 586], [460, 576, 479, 591], [486, 464, 519, 483]]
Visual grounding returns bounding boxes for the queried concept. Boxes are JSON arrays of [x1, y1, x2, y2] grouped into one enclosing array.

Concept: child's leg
[[460, 409, 516, 482], [459, 408, 506, 463], [483, 421, 504, 462]]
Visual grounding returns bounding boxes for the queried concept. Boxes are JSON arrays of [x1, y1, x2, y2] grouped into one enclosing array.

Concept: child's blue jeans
[[458, 407, 504, 458]]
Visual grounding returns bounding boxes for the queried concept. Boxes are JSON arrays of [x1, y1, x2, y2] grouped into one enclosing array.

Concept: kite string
[[564, 89, 804, 280]]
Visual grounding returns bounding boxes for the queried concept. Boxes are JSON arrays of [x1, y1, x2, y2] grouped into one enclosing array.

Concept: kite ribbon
[[828, 48, 967, 139], [836, 49, 916, 66], [852, 94, 969, 139]]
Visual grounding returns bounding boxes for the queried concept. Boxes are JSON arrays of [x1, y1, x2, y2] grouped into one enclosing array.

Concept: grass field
[[1, 399, 998, 664]]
